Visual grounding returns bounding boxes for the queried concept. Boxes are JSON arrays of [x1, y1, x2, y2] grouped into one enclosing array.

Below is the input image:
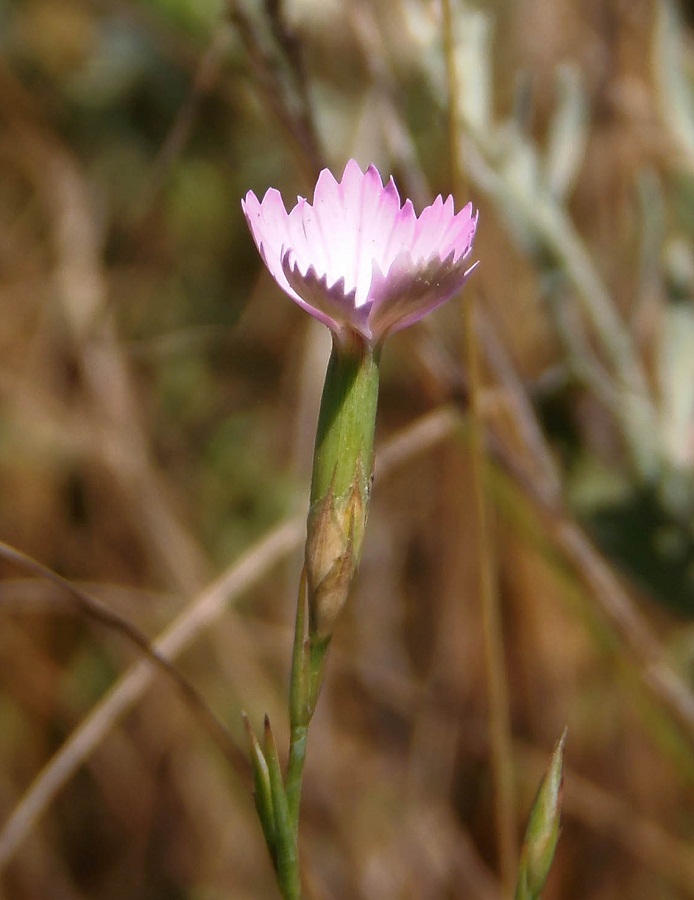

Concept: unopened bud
[[305, 463, 369, 639]]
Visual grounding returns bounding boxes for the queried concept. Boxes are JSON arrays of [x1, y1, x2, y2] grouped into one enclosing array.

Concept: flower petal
[[440, 203, 478, 263], [411, 198, 477, 263], [282, 249, 372, 340], [242, 188, 302, 303], [367, 250, 478, 341], [310, 161, 372, 304], [377, 198, 417, 277]]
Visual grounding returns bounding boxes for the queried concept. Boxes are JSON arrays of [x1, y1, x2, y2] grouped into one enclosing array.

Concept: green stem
[[286, 722, 308, 832], [305, 336, 380, 641], [282, 333, 381, 891], [285, 597, 331, 831], [310, 335, 380, 505]]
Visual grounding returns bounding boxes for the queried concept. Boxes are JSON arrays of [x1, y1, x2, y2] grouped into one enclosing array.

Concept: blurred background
[[1, 0, 694, 897]]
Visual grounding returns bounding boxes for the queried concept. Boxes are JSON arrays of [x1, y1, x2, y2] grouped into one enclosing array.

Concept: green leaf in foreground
[[515, 729, 567, 900]]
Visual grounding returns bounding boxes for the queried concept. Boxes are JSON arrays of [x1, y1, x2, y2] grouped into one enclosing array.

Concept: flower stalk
[[287, 336, 380, 830], [244, 336, 381, 899]]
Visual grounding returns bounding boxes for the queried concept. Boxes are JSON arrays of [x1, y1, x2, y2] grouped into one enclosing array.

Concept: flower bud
[[305, 464, 368, 639]]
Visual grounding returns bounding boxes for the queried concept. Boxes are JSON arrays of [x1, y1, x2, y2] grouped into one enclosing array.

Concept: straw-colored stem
[[441, 0, 466, 199], [465, 298, 518, 892], [442, 0, 517, 884]]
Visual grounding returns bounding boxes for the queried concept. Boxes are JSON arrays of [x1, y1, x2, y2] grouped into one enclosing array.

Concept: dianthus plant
[[242, 159, 477, 899]]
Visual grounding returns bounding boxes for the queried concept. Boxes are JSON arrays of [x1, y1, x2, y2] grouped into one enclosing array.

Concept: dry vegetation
[[1, 0, 694, 897]]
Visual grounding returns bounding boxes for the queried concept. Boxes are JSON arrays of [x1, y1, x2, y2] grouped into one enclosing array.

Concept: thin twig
[[465, 299, 518, 892], [442, 0, 516, 885], [474, 306, 562, 506], [441, 0, 466, 199], [0, 71, 212, 596], [132, 23, 233, 235], [0, 516, 305, 872], [348, 0, 429, 207], [462, 137, 659, 481], [226, 0, 324, 186], [0, 540, 247, 777], [263, 0, 321, 169]]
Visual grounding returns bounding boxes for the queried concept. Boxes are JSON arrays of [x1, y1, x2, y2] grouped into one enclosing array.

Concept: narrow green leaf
[[289, 568, 309, 731], [515, 729, 567, 900], [544, 63, 587, 200], [242, 712, 278, 869], [264, 716, 301, 900]]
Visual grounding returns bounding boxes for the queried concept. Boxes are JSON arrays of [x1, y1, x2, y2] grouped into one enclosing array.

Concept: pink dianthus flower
[[242, 159, 478, 346]]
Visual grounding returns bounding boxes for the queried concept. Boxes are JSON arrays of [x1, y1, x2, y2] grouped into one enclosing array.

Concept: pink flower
[[242, 160, 478, 346]]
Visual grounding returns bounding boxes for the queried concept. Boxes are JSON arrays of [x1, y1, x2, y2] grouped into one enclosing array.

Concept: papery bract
[[242, 159, 478, 346]]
